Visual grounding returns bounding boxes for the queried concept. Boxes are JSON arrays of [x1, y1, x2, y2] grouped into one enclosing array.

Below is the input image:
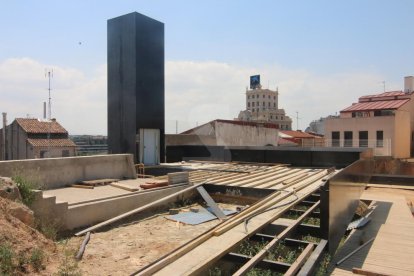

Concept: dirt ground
[[59, 203, 237, 276], [0, 197, 56, 275]]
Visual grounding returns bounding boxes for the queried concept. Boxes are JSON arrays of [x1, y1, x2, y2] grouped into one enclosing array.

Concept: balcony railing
[[324, 139, 392, 156]]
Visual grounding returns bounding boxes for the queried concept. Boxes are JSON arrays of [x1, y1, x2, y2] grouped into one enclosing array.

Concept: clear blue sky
[[1, 1, 413, 134]]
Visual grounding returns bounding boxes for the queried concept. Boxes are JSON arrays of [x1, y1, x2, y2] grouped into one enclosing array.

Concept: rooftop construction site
[[1, 154, 414, 275], [1, 9, 414, 276]]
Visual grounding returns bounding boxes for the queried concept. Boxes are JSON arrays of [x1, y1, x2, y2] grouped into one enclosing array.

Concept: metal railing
[[324, 139, 392, 156]]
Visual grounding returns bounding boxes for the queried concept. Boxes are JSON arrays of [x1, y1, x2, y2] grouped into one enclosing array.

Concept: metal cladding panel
[[107, 12, 165, 162], [322, 159, 374, 253]]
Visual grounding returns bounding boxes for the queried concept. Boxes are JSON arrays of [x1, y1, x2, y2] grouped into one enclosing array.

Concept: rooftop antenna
[[295, 111, 301, 131], [45, 69, 53, 120], [45, 68, 53, 157]]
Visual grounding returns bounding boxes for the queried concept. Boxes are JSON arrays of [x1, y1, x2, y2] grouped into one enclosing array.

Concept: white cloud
[[0, 58, 106, 135], [165, 61, 390, 132], [0, 57, 394, 135]]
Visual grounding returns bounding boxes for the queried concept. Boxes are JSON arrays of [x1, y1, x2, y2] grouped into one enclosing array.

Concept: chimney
[[2, 112, 6, 160], [404, 76, 414, 93]]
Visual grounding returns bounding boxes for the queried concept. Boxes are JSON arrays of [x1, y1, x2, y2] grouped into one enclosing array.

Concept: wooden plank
[[81, 178, 119, 186], [231, 167, 291, 186], [144, 177, 325, 276], [227, 168, 294, 186], [352, 267, 391, 276], [69, 184, 94, 189], [110, 182, 139, 192], [254, 170, 307, 189], [284, 243, 314, 276], [297, 239, 328, 276], [233, 201, 321, 276], [196, 186, 226, 220], [282, 173, 309, 185], [212, 191, 282, 235], [75, 181, 206, 236]]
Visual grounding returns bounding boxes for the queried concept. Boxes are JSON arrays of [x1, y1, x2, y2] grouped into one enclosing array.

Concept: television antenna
[[295, 111, 301, 131], [45, 68, 53, 158], [45, 69, 53, 120]]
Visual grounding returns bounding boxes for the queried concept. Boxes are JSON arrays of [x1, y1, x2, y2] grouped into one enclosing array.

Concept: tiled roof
[[15, 118, 67, 134], [278, 137, 298, 145], [359, 91, 406, 99], [280, 130, 318, 139], [340, 99, 409, 112], [27, 139, 76, 147]]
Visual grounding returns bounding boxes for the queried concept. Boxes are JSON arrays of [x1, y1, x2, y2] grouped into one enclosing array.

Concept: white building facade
[[238, 87, 292, 130]]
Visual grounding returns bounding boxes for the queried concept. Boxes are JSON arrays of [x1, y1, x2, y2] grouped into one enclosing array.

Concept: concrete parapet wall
[[0, 154, 136, 189], [66, 185, 192, 230]]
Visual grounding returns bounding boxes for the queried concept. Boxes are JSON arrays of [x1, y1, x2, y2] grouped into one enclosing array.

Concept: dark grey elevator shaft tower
[[107, 12, 165, 164]]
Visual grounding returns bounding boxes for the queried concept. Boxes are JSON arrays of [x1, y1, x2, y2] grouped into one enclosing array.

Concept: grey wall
[[0, 154, 136, 189], [108, 12, 165, 163]]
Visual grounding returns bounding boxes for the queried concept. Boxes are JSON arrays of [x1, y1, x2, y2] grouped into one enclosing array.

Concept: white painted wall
[[214, 121, 278, 146]]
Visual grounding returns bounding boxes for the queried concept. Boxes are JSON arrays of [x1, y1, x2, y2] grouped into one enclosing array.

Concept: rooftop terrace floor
[[331, 187, 414, 276]]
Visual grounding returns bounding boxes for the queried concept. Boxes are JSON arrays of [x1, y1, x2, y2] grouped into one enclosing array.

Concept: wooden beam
[[232, 201, 320, 276], [75, 181, 207, 236], [284, 243, 314, 276], [297, 239, 328, 276]]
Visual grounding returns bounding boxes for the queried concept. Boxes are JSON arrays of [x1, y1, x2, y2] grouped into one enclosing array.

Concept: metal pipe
[[336, 237, 375, 266]]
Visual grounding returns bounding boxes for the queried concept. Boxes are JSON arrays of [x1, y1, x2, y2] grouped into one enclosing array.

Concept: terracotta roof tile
[[340, 99, 409, 112], [280, 130, 318, 138], [359, 91, 406, 99], [15, 118, 67, 134], [27, 139, 76, 147]]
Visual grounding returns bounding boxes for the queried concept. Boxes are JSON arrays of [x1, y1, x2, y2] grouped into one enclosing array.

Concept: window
[[332, 132, 340, 147], [281, 116, 284, 120], [62, 150, 70, 157], [252, 95, 254, 99], [268, 95, 270, 99], [263, 94, 265, 98], [376, 131, 383, 147], [248, 95, 250, 99], [273, 103, 276, 107], [359, 131, 368, 147], [344, 131, 353, 147], [270, 115, 273, 119], [257, 101, 259, 106], [274, 96, 276, 100], [276, 116, 278, 120], [257, 95, 259, 98], [268, 102, 270, 107], [263, 102, 265, 107], [248, 102, 250, 107], [252, 102, 255, 107], [252, 108, 255, 112]]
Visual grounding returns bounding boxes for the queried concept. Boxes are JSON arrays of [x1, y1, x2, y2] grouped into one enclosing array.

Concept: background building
[[279, 130, 324, 147], [325, 76, 414, 158], [237, 82, 292, 130], [70, 135, 108, 156], [0, 118, 76, 160], [167, 119, 279, 147]]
